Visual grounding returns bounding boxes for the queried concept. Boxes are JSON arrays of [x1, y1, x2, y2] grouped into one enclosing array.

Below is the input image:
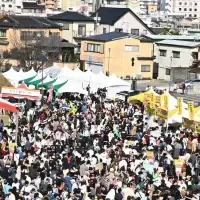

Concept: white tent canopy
[[43, 74, 54, 84], [3, 67, 19, 81], [29, 72, 44, 83], [106, 74, 131, 87], [22, 68, 37, 80], [58, 80, 87, 95]]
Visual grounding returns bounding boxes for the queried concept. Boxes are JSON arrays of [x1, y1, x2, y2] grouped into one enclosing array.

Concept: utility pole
[[168, 56, 172, 92]]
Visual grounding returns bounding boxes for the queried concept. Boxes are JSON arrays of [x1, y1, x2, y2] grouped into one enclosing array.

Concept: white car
[[184, 79, 200, 88]]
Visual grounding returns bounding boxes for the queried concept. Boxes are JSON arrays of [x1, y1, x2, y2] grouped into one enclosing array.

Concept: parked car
[[180, 79, 200, 89]]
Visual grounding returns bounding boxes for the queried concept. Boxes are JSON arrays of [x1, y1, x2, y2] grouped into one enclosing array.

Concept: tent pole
[[15, 112, 18, 144]]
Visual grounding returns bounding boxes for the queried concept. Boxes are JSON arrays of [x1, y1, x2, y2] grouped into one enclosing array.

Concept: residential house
[[155, 40, 200, 82], [80, 32, 155, 79], [48, 11, 95, 50], [91, 7, 154, 35], [61, 0, 82, 11], [0, 15, 63, 67]]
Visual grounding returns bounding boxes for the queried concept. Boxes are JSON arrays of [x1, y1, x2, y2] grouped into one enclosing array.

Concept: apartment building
[[0, 0, 23, 14], [93, 0, 158, 14], [172, 0, 200, 18], [61, 0, 82, 11]]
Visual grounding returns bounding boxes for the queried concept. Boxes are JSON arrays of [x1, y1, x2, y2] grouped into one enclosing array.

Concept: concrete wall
[[156, 44, 198, 80]]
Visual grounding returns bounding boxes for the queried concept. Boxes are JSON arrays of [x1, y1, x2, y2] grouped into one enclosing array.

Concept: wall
[[54, 21, 94, 44], [53, 62, 79, 69], [0, 27, 61, 52], [104, 38, 153, 79], [156, 44, 197, 80], [80, 38, 154, 79], [96, 11, 153, 35]]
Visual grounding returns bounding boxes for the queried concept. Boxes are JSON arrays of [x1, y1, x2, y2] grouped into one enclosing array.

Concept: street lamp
[[39, 54, 48, 107], [108, 48, 111, 76], [168, 56, 172, 92]]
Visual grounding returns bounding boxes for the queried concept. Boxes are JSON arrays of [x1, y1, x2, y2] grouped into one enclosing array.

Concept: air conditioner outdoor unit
[[120, 76, 124, 79]]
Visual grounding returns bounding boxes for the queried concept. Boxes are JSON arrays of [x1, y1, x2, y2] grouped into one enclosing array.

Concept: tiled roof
[[23, 2, 45, 9], [7, 15, 61, 28], [48, 11, 94, 22], [80, 31, 151, 42]]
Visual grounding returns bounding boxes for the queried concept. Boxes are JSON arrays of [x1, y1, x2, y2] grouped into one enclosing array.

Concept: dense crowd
[[0, 92, 200, 200]]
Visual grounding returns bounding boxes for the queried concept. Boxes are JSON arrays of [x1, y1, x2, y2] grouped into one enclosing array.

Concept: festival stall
[[1, 83, 41, 101], [0, 98, 18, 112], [28, 72, 47, 86]]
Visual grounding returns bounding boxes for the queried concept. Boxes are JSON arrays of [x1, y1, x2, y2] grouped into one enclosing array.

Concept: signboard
[[155, 96, 161, 106], [156, 108, 168, 120], [183, 118, 200, 133], [1, 86, 41, 101]]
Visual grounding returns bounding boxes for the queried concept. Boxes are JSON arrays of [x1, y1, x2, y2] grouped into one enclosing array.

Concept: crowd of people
[[0, 92, 200, 200]]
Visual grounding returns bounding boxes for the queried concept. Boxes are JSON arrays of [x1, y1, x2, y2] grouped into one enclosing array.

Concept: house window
[[166, 68, 171, 75], [184, 2, 187, 5], [78, 24, 86, 36], [141, 65, 151, 72], [2, 4, 4, 7], [103, 28, 106, 34], [63, 23, 69, 30], [131, 29, 139, 35], [179, 8, 181, 11], [189, 8, 192, 11], [87, 43, 100, 53], [184, 8, 187, 11], [20, 31, 44, 40], [0, 29, 6, 37], [49, 31, 60, 36], [179, 2, 182, 5], [195, 3, 197, 5], [159, 49, 167, 56], [173, 51, 180, 58], [189, 14, 192, 17], [194, 8, 197, 11], [125, 45, 139, 52], [194, 14, 197, 17]]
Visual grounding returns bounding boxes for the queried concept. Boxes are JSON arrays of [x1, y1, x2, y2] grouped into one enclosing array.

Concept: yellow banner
[[149, 93, 155, 109], [177, 97, 183, 115], [163, 95, 168, 110], [183, 118, 200, 133], [188, 101, 194, 121], [155, 96, 161, 106], [156, 108, 168, 120], [144, 93, 150, 105]]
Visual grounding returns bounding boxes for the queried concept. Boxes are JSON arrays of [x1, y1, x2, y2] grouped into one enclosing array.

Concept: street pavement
[[135, 80, 200, 104]]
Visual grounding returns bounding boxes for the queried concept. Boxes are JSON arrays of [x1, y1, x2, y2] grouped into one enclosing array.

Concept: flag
[[69, 101, 77, 115], [177, 97, 183, 115], [188, 101, 194, 121], [163, 95, 168, 110]]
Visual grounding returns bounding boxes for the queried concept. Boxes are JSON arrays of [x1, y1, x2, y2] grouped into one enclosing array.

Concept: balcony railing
[[73, 31, 94, 38]]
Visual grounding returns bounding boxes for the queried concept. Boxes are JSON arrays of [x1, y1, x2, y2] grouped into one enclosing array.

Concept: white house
[[155, 40, 200, 81], [91, 7, 154, 35]]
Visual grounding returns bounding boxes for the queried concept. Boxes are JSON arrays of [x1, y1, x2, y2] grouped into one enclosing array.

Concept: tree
[[8, 30, 62, 71], [163, 26, 181, 35]]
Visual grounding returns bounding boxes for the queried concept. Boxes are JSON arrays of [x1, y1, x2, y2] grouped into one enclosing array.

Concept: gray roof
[[48, 11, 94, 22], [80, 31, 152, 42], [155, 40, 200, 48], [91, 7, 154, 34], [147, 35, 200, 41]]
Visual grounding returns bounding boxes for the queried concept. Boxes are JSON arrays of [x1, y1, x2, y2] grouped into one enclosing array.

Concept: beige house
[[48, 11, 95, 51]]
